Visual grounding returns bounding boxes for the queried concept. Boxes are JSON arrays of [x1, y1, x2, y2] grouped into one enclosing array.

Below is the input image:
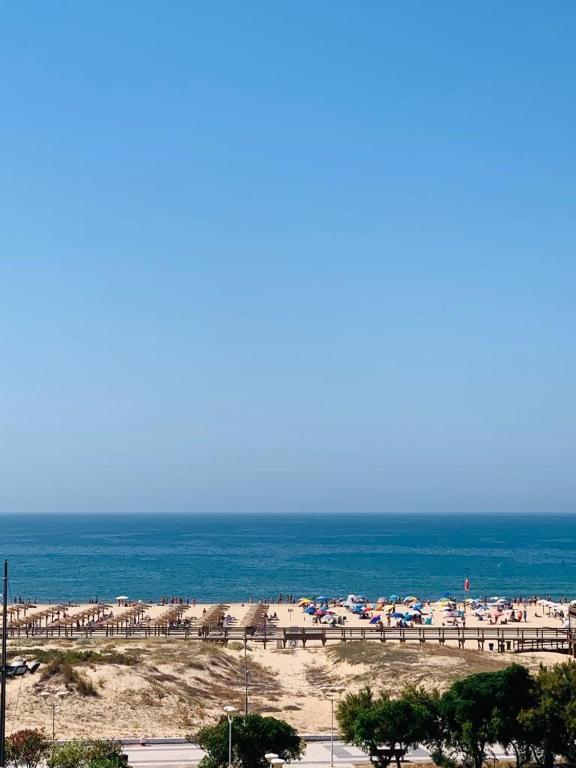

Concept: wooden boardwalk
[[7, 621, 571, 653]]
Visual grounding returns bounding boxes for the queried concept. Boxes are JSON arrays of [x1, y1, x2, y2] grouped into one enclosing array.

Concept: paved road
[[124, 740, 513, 768]]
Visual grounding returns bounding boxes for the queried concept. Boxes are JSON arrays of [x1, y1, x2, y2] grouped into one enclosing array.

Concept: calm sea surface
[[0, 514, 575, 603]]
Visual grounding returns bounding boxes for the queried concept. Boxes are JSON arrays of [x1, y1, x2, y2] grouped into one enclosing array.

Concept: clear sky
[[1, 2, 575, 515]]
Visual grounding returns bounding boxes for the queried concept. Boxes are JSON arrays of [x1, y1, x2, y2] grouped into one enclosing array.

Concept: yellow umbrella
[[298, 598, 313, 605], [404, 596, 419, 603]]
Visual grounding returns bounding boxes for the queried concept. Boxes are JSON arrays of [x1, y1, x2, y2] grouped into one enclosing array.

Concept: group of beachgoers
[[292, 593, 576, 630]]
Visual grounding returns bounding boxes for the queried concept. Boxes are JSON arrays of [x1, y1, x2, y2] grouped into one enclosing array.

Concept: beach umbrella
[[352, 604, 365, 613], [305, 606, 316, 614], [391, 611, 404, 618], [382, 604, 395, 613], [298, 598, 312, 605], [370, 615, 382, 624], [316, 595, 329, 602], [314, 609, 326, 616], [389, 594, 400, 602], [404, 596, 419, 604], [412, 603, 423, 610], [115, 595, 129, 601]]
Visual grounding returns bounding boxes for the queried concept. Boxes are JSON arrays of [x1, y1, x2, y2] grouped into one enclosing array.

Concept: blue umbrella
[[412, 603, 423, 610], [305, 605, 316, 614], [389, 594, 400, 602], [352, 604, 365, 613], [316, 596, 329, 603], [370, 615, 382, 624], [391, 612, 405, 618]]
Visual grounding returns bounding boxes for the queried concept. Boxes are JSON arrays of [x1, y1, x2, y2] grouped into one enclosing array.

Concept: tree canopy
[[337, 660, 576, 768], [193, 713, 304, 768]]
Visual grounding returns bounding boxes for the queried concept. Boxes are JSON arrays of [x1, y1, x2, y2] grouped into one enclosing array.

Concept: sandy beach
[[5, 596, 571, 632]]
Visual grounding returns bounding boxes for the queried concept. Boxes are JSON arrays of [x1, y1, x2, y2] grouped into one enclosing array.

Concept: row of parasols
[[297, 595, 429, 623]]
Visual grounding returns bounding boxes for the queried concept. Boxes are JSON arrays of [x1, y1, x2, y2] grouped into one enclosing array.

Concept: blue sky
[[1, 2, 575, 515]]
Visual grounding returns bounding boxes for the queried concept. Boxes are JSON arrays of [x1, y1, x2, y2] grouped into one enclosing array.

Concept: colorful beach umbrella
[[370, 615, 382, 624]]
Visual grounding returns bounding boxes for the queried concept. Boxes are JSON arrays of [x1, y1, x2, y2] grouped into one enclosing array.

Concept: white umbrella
[[116, 595, 129, 601]]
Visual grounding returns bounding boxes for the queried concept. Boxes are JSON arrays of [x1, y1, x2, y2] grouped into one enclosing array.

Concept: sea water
[[0, 513, 575, 603]]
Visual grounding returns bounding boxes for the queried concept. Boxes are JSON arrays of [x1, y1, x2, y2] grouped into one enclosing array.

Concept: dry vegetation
[[328, 642, 517, 688]]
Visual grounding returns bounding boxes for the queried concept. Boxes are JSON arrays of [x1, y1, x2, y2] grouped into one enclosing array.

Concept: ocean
[[1, 513, 575, 603]]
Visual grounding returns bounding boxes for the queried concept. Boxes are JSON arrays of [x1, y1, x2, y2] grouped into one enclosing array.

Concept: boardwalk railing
[[569, 606, 576, 656], [7, 621, 571, 652]]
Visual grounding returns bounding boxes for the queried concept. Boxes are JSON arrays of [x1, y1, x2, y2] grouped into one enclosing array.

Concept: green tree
[[401, 686, 444, 760], [337, 686, 440, 768], [6, 730, 50, 768], [440, 666, 529, 768], [489, 665, 536, 768], [336, 686, 377, 744], [192, 713, 303, 768], [519, 660, 576, 768]]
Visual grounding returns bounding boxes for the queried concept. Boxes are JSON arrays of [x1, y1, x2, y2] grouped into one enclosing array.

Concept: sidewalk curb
[[121, 735, 336, 746]]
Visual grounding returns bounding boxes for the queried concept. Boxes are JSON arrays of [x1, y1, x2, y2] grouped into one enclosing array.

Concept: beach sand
[[3, 599, 570, 739], [5, 597, 568, 631]]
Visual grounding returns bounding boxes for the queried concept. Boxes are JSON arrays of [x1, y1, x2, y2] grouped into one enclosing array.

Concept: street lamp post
[[223, 705, 238, 768], [243, 639, 249, 714], [39, 690, 68, 756], [0, 561, 8, 768], [321, 687, 345, 768]]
